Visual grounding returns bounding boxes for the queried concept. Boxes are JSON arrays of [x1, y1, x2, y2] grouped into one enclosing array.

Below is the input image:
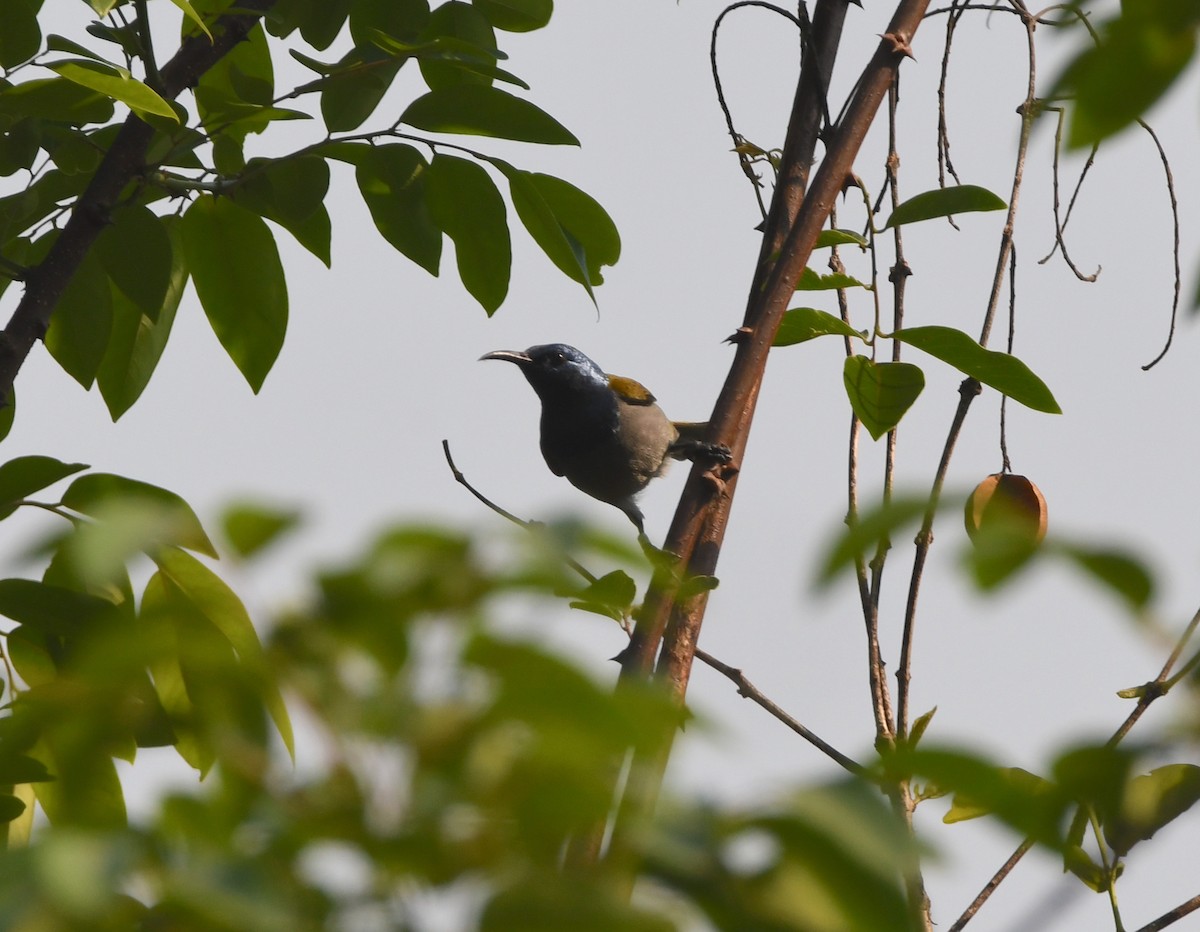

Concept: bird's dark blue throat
[[480, 344, 627, 498]]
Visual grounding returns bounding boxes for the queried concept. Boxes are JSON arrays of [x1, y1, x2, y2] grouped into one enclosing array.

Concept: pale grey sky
[[3, 2, 1199, 929]]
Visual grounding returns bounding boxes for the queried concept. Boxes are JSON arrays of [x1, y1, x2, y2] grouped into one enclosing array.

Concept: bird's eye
[[547, 352, 566, 366]]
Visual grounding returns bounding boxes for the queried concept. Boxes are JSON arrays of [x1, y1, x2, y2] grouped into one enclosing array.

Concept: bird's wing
[[607, 374, 657, 406]]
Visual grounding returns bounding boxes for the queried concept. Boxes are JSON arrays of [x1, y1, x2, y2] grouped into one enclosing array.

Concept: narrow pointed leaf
[[97, 215, 187, 419], [475, 0, 553, 31], [497, 162, 618, 299], [151, 547, 294, 759], [817, 495, 936, 584], [795, 267, 868, 290], [1059, 544, 1154, 610], [0, 456, 88, 520], [427, 154, 510, 313], [401, 85, 578, 144], [43, 243, 113, 388], [894, 325, 1061, 414], [63, 473, 217, 559], [180, 196, 288, 392], [884, 184, 1006, 228], [0, 0, 41, 68], [356, 143, 441, 273], [47, 60, 179, 122], [775, 307, 864, 346], [815, 228, 868, 248], [167, 0, 213, 39], [94, 205, 173, 317]]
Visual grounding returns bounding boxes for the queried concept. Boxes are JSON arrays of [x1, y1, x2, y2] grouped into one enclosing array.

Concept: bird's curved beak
[[479, 350, 532, 366]]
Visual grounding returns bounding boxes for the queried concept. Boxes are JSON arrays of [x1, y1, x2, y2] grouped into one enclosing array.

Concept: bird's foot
[[669, 439, 733, 464]]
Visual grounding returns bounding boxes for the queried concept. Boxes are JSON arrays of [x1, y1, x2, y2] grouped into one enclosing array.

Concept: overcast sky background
[[3, 1, 1200, 929]]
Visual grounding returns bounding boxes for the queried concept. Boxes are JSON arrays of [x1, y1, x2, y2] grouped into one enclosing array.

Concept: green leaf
[[150, 547, 294, 760], [355, 144, 442, 274], [569, 570, 636, 622], [349, 0, 429, 46], [774, 307, 864, 346], [0, 796, 26, 824], [320, 50, 401, 133], [0, 118, 40, 176], [1104, 764, 1200, 856], [427, 154, 510, 313], [795, 267, 868, 290], [31, 740, 127, 829], [499, 163, 619, 298], [474, 0, 553, 32], [891, 746, 1068, 847], [1056, 5, 1199, 147], [167, 0, 213, 40], [41, 238, 113, 388], [180, 195, 288, 392], [883, 184, 1006, 228], [194, 23, 278, 144], [0, 390, 13, 444], [0, 578, 115, 633], [1058, 544, 1154, 611], [47, 61, 179, 122], [816, 495, 935, 585], [291, 0, 353, 49], [909, 706, 937, 748], [401, 85, 578, 144], [418, 2, 499, 89], [221, 502, 301, 559], [893, 325, 1061, 414], [843, 356, 924, 440], [97, 214, 187, 420], [232, 156, 332, 265], [62, 473, 217, 559], [815, 227, 868, 248], [0, 456, 88, 520], [0, 0, 41, 69], [94, 206, 172, 317], [0, 77, 113, 125], [944, 766, 1058, 826]]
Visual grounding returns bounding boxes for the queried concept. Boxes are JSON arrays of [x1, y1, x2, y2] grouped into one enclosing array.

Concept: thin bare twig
[[896, 0, 1038, 742], [946, 839, 1035, 932], [950, 606, 1200, 929], [1138, 119, 1182, 371], [694, 648, 867, 776], [1133, 893, 1200, 932], [999, 244, 1016, 473], [710, 1, 814, 220]]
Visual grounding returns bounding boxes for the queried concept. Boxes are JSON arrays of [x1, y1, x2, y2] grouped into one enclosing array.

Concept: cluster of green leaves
[[773, 185, 1060, 440], [0, 506, 918, 930], [0, 454, 292, 841], [0, 0, 618, 418], [886, 741, 1200, 898], [1055, 0, 1200, 148]]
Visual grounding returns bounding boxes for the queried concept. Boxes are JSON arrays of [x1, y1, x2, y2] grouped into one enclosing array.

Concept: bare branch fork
[[0, 0, 279, 407]]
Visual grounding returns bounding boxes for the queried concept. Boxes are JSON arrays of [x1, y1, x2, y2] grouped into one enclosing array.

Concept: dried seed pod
[[965, 473, 1048, 544]]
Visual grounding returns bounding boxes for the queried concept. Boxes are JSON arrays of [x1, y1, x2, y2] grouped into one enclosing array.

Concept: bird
[[480, 343, 731, 535]]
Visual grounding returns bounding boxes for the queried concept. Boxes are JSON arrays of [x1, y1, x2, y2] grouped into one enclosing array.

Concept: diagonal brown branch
[[0, 0, 278, 407], [580, 0, 935, 909]]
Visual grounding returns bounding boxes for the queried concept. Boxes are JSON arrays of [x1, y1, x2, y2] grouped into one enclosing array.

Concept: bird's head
[[480, 344, 609, 403]]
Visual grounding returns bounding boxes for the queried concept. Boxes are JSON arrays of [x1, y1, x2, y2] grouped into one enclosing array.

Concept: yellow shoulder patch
[[608, 374, 657, 406]]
